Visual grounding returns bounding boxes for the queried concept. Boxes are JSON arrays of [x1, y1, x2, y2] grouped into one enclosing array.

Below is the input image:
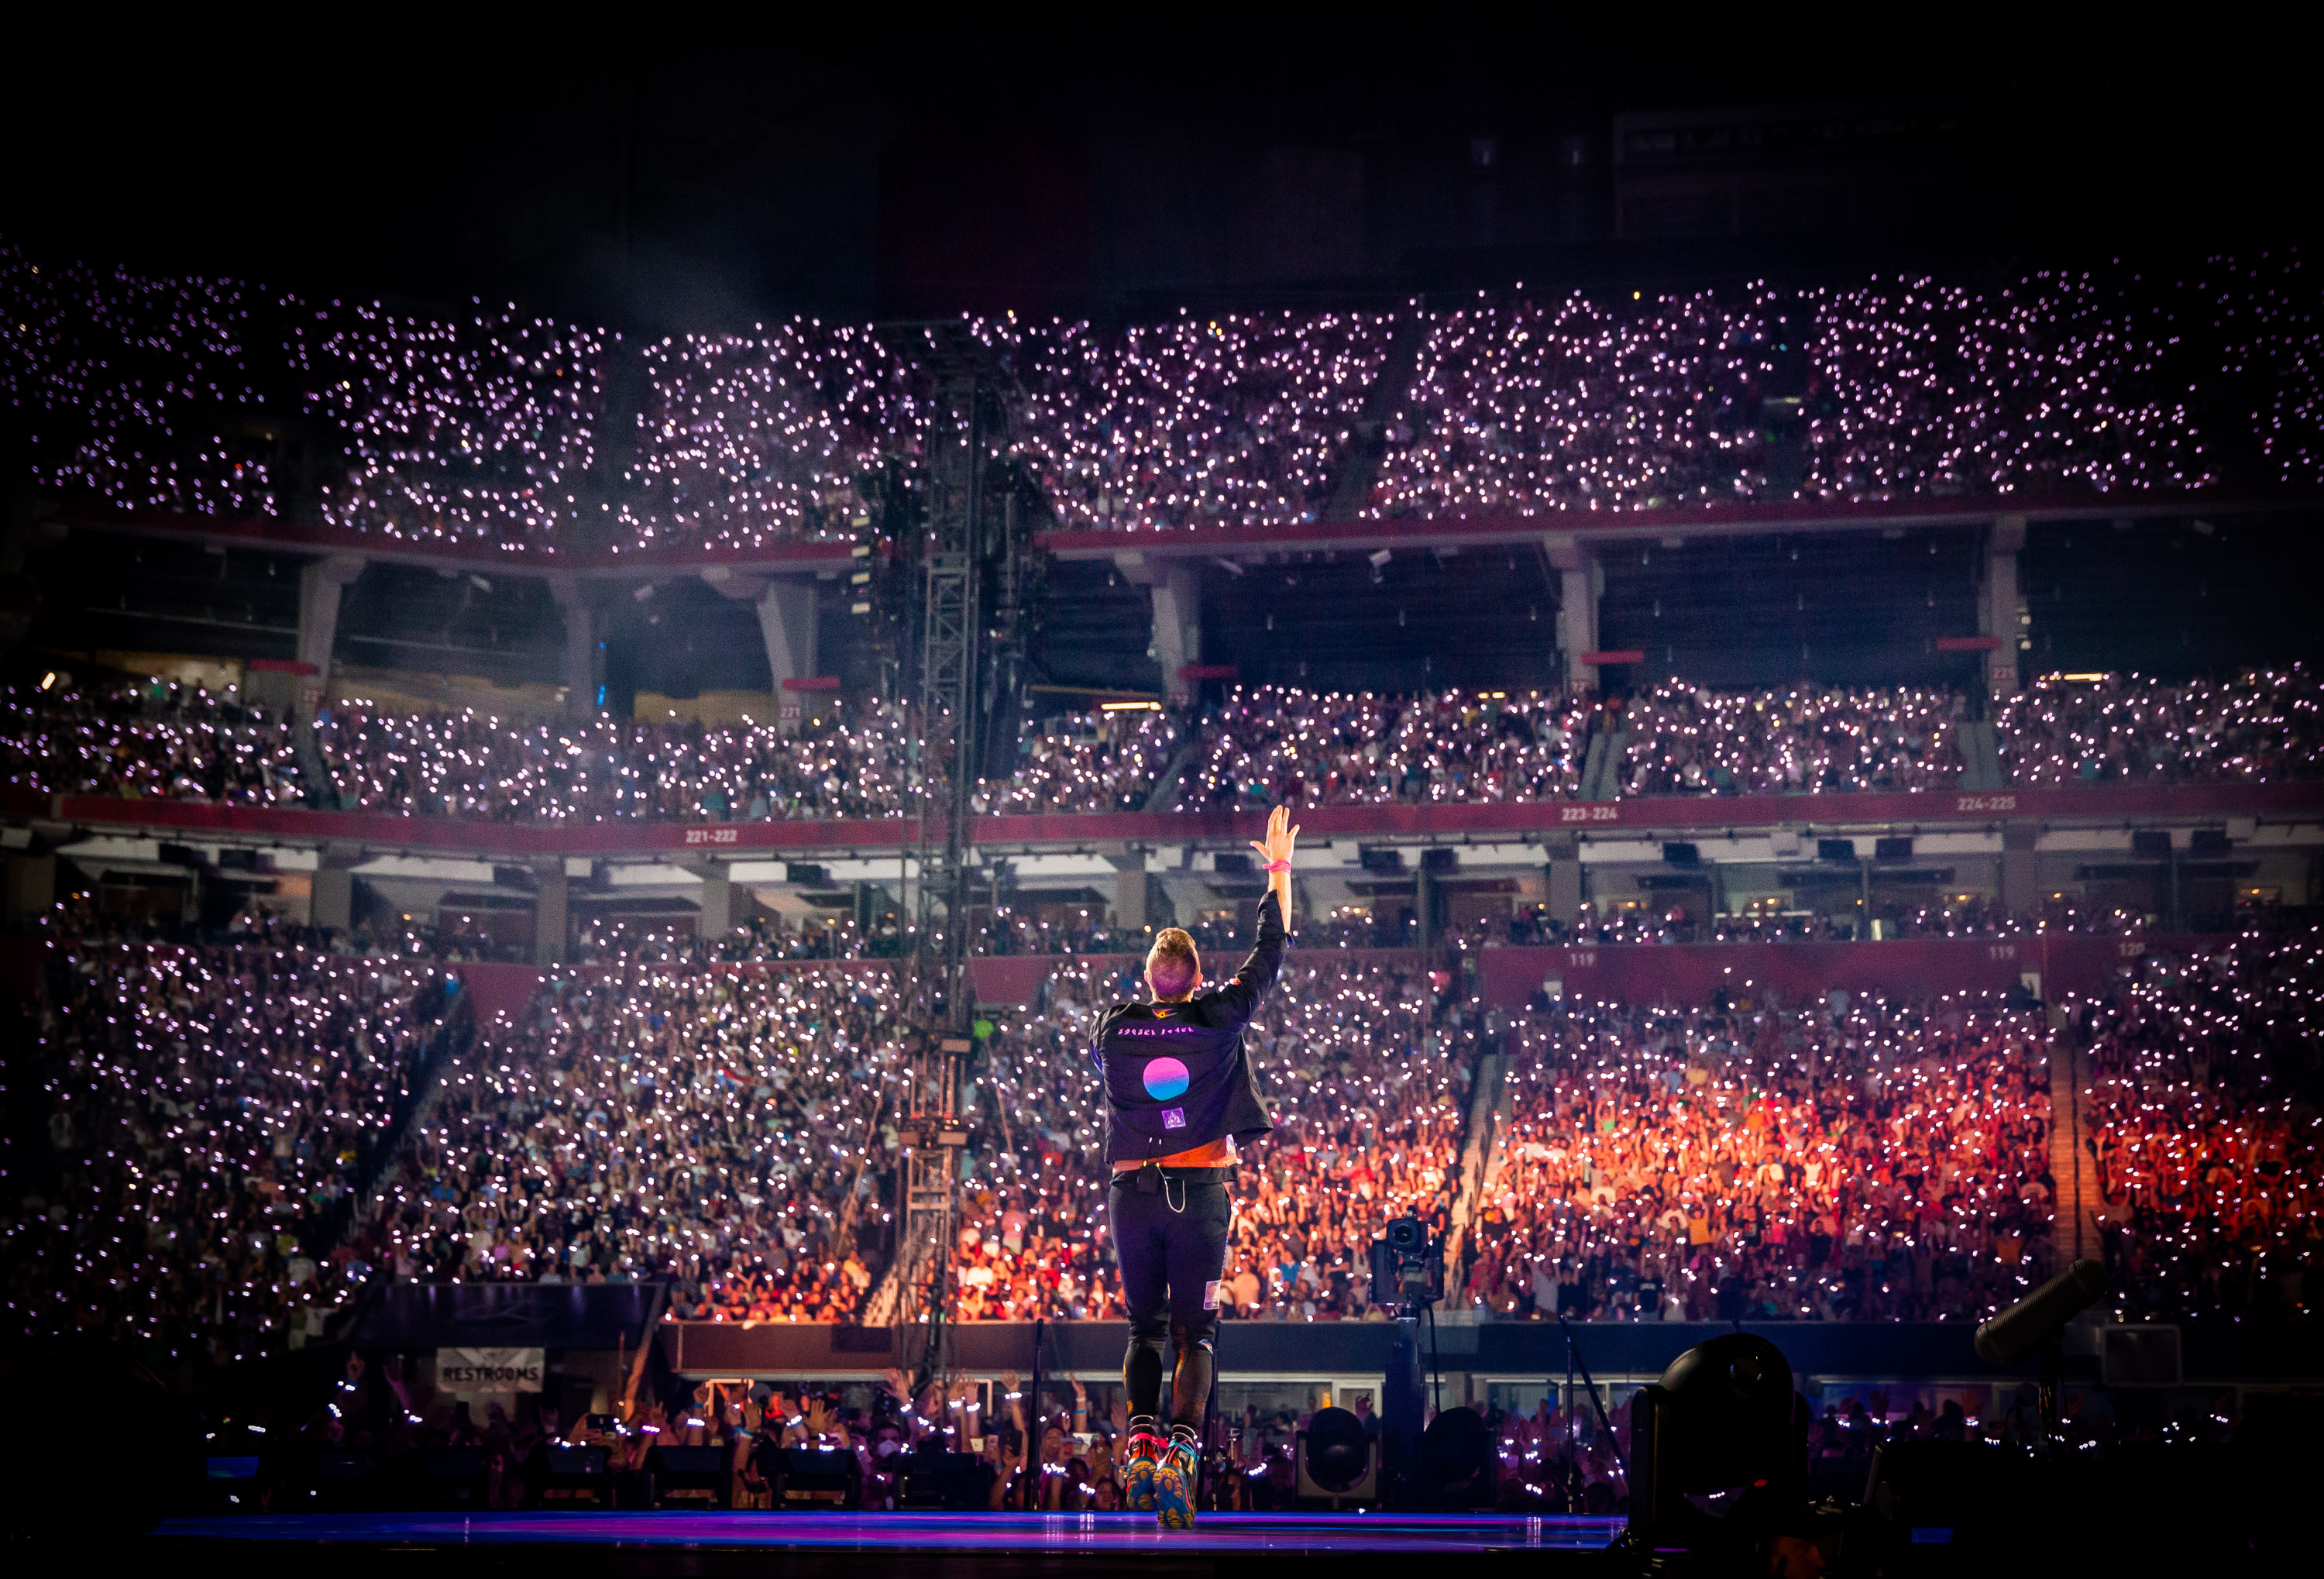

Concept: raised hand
[[1248, 803, 1300, 869]]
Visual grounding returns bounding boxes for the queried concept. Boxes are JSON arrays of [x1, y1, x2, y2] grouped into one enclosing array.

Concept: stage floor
[[153, 1510, 1627, 1572]]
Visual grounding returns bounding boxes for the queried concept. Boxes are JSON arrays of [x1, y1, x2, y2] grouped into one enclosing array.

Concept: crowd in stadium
[[310, 699, 916, 822], [1467, 893, 2150, 949], [0, 679, 304, 806], [1190, 686, 1593, 808], [356, 964, 892, 1323], [16, 922, 2314, 1357], [11, 244, 2319, 557], [1466, 994, 2061, 1323], [5, 940, 453, 1364], [1797, 270, 2215, 499], [971, 309, 1397, 533], [2078, 929, 2322, 1321], [1614, 679, 1965, 794], [306, 304, 611, 550], [1997, 667, 2324, 786], [615, 322, 928, 554], [973, 707, 1181, 815], [1367, 289, 1774, 518], [6, 666, 2316, 819], [0, 249, 291, 520]]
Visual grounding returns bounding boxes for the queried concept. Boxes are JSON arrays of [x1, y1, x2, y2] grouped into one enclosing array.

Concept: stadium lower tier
[[5, 927, 2314, 1378]]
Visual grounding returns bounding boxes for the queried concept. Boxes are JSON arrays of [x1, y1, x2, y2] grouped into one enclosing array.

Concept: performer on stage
[[1092, 803, 1297, 1529]]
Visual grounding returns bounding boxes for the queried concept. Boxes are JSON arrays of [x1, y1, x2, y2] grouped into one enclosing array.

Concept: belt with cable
[[1111, 1164, 1237, 1185]]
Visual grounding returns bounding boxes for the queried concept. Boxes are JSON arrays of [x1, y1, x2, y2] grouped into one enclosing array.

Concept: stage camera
[[1973, 1257, 2106, 1363], [1367, 1208, 1445, 1313]]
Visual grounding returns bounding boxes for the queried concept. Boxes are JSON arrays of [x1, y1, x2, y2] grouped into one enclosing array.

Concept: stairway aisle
[[1958, 721, 2005, 790], [2048, 1034, 2104, 1263]]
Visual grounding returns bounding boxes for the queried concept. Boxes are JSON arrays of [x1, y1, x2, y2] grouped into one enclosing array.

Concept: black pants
[[1110, 1173, 1230, 1431]]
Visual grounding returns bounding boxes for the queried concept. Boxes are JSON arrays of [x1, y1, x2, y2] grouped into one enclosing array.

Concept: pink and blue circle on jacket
[[1141, 1057, 1191, 1100]]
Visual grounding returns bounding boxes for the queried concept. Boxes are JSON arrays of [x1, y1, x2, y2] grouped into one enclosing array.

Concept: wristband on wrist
[[1265, 859, 1291, 873]]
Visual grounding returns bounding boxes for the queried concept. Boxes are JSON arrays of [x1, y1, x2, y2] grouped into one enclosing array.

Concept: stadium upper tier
[[6, 671, 2317, 834], [6, 245, 2316, 563]]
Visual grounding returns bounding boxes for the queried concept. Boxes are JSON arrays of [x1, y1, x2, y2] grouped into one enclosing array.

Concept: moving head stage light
[[1294, 1406, 1380, 1509], [1628, 1332, 1809, 1559]]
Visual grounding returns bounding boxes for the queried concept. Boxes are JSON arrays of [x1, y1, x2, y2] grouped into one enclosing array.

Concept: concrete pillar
[[754, 580, 820, 730], [1109, 852, 1150, 931], [1150, 563, 1199, 702], [548, 574, 601, 719], [310, 845, 362, 934], [534, 865, 570, 965], [698, 865, 736, 938], [1116, 552, 1200, 702], [4, 853, 56, 927], [1545, 532, 1601, 694], [310, 866, 352, 934], [1545, 834, 1582, 927], [1981, 515, 2027, 703], [294, 554, 364, 716], [2001, 821, 2040, 920]]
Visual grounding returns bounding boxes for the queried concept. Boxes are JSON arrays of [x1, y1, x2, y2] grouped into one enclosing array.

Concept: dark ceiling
[[5, 20, 2315, 332]]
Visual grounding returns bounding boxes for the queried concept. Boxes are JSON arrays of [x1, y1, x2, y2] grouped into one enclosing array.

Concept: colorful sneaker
[[1122, 1426, 1164, 1513], [1154, 1434, 1201, 1530]]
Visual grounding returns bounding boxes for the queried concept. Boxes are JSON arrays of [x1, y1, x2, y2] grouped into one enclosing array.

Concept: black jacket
[[1092, 890, 1287, 1165]]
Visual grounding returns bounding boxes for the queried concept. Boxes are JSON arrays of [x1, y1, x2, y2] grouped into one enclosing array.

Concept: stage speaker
[[1874, 836, 1913, 862], [2188, 828, 2232, 858], [650, 1443, 729, 1508], [311, 1449, 374, 1512], [1663, 842, 1700, 867], [1817, 838, 1857, 862], [1862, 1440, 2023, 1557], [424, 1448, 486, 1508], [1295, 1407, 1380, 1508], [780, 1446, 854, 1505], [786, 862, 829, 885], [1420, 847, 1459, 874], [1359, 846, 1405, 873], [1213, 851, 1253, 876], [542, 1443, 612, 1507], [899, 1448, 988, 1510], [2132, 831, 2172, 859]]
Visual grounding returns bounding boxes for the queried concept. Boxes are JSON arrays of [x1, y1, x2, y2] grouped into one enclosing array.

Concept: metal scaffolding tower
[[912, 358, 984, 1032], [892, 343, 996, 1372]]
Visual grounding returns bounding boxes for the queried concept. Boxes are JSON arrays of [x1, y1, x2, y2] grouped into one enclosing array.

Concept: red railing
[[24, 779, 2322, 856]]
